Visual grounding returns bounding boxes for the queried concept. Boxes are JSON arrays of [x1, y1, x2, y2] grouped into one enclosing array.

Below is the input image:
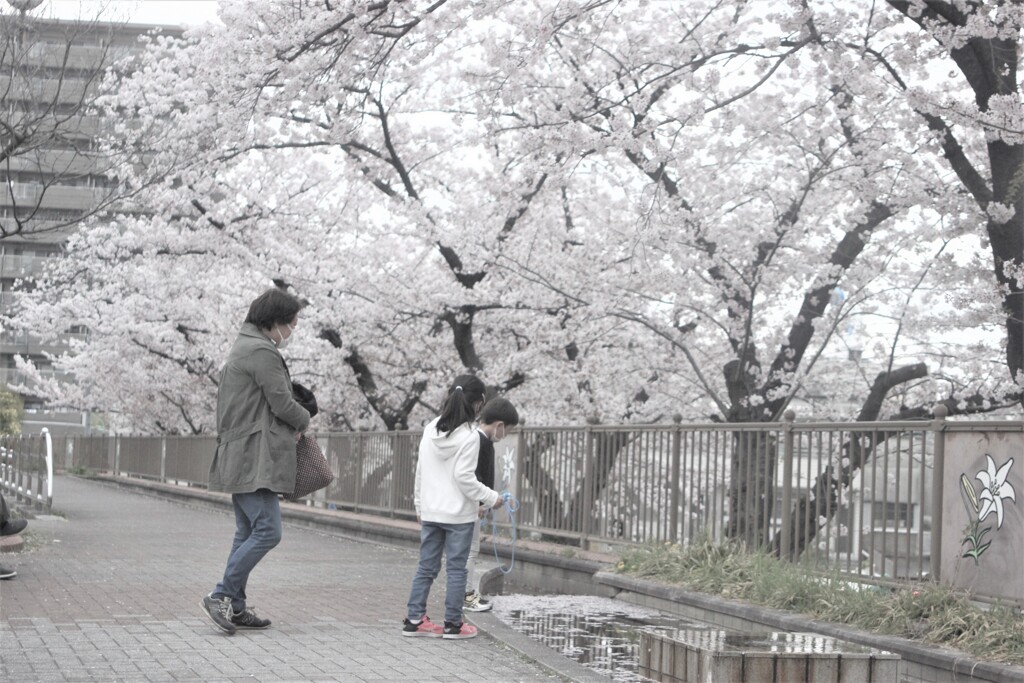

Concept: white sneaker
[[464, 590, 492, 612]]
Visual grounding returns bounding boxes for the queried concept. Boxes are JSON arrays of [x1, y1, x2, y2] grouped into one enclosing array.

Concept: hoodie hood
[[425, 417, 474, 460]]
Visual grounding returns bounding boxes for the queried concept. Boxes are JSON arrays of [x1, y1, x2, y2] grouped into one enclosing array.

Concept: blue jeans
[[406, 521, 474, 625], [466, 516, 483, 594], [212, 489, 282, 613]]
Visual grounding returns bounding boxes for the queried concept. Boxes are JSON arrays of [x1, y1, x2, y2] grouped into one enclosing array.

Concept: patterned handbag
[[287, 434, 334, 500]]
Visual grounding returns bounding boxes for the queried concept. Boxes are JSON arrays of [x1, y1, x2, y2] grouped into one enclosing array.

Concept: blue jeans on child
[[211, 489, 282, 613], [466, 516, 484, 594], [407, 520, 475, 625]]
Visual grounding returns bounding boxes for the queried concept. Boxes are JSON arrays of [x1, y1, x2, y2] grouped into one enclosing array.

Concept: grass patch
[[617, 538, 1024, 666]]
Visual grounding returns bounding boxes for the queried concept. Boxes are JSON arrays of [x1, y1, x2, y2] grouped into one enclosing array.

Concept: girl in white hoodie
[[402, 375, 504, 640]]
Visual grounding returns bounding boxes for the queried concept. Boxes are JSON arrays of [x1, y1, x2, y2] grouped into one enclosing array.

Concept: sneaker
[[0, 566, 15, 580], [464, 590, 492, 612], [231, 607, 271, 629], [443, 621, 478, 639], [200, 594, 236, 635], [0, 519, 27, 537], [402, 615, 443, 638]]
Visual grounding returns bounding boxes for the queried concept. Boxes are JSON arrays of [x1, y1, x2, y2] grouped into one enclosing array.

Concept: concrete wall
[[941, 430, 1024, 606]]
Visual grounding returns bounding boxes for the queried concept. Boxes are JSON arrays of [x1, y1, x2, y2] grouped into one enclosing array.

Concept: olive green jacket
[[208, 322, 311, 494]]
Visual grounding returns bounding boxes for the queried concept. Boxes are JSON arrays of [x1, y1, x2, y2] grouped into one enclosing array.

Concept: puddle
[[492, 594, 712, 682], [668, 629, 881, 654]]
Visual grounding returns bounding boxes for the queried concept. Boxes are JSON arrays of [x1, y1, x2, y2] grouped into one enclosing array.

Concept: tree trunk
[[519, 432, 567, 534], [726, 429, 778, 548], [770, 364, 928, 558], [518, 427, 632, 545], [562, 429, 631, 536]]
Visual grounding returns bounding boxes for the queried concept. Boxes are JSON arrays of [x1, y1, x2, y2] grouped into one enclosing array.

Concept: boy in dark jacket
[[464, 398, 519, 612]]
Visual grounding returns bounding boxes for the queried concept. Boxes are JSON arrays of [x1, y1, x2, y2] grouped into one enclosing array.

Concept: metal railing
[[31, 412, 1024, 590], [1, 428, 54, 512]]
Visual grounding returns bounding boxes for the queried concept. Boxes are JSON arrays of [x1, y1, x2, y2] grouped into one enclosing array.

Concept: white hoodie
[[414, 417, 501, 524]]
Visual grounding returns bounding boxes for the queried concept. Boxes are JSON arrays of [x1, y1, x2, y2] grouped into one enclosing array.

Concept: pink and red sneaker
[[442, 621, 478, 639], [402, 615, 443, 638]]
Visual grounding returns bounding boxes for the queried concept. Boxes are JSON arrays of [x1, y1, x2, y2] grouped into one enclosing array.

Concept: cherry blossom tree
[[446, 0, 1019, 542], [5, 1, 1020, 547], [882, 0, 1023, 385]]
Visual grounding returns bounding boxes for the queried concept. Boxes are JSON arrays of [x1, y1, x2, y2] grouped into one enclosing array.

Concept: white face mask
[[490, 424, 505, 442], [274, 323, 294, 350]]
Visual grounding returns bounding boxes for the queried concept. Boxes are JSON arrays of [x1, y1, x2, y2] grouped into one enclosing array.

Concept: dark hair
[[480, 397, 518, 426], [244, 288, 303, 330], [436, 374, 486, 436]]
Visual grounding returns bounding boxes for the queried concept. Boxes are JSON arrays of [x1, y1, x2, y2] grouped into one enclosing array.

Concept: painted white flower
[[976, 456, 1016, 529], [501, 447, 517, 488]]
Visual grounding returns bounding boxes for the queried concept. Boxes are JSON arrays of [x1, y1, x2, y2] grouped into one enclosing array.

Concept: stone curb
[[470, 610, 614, 682], [0, 533, 24, 553], [595, 571, 1024, 683]]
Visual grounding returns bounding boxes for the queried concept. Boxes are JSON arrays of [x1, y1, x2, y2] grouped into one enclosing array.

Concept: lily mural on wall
[[501, 447, 516, 492], [960, 455, 1016, 564]]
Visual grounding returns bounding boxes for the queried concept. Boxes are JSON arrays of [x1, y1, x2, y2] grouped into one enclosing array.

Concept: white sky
[[27, 1, 220, 27]]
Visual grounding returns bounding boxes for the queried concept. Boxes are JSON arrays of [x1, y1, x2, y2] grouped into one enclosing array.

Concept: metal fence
[[11, 412, 1022, 588], [1, 428, 55, 512]]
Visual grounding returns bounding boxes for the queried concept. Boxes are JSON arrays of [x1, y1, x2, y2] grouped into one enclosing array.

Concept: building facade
[[1, 10, 171, 433]]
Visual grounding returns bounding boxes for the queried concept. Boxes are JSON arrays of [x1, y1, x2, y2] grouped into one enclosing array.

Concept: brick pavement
[[0, 476, 574, 683]]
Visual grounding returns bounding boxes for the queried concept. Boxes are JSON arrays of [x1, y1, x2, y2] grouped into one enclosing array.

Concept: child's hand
[[492, 496, 505, 509]]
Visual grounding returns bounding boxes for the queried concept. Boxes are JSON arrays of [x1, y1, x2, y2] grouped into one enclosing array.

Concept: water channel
[[491, 593, 713, 682]]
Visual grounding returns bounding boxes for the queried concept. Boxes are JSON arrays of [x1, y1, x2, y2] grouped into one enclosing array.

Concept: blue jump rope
[[482, 489, 520, 575]]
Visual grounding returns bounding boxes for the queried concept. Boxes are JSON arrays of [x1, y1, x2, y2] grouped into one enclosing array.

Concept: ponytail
[[436, 374, 486, 436]]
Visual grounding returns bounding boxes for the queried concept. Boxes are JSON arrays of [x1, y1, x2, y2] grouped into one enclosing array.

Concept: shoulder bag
[[285, 382, 332, 500], [287, 434, 334, 500]]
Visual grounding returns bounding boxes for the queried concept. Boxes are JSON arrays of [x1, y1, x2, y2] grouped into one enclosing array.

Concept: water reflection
[[493, 594, 711, 682], [670, 629, 871, 654]]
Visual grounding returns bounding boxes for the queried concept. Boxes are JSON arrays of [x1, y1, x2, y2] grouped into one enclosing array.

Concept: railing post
[[160, 438, 167, 483], [389, 431, 400, 518], [354, 433, 365, 513], [114, 436, 121, 476], [581, 419, 597, 548], [33, 433, 43, 511], [779, 410, 796, 562], [930, 404, 947, 583], [669, 416, 682, 544], [15, 435, 25, 504], [514, 422, 526, 519], [511, 420, 525, 492], [41, 429, 52, 511]]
